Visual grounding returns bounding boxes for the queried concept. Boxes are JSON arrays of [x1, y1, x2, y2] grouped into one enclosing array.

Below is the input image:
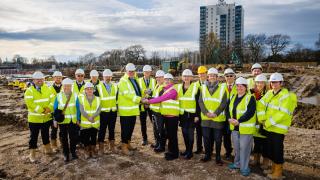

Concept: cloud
[[0, 28, 95, 41], [0, 0, 319, 61]]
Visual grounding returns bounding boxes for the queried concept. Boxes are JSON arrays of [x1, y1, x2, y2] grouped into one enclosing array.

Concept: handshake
[[141, 98, 150, 104], [228, 118, 239, 126]]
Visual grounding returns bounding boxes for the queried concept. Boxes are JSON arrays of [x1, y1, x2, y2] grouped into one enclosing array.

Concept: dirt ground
[[0, 79, 320, 180]]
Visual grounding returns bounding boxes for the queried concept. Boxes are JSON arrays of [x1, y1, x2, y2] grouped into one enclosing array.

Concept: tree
[[266, 34, 291, 58], [244, 34, 266, 63], [150, 51, 161, 66], [124, 45, 146, 65], [204, 32, 220, 64], [316, 33, 320, 49]]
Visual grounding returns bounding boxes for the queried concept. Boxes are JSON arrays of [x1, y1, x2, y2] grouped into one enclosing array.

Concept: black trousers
[[253, 137, 268, 158], [195, 116, 203, 151], [223, 122, 233, 156], [59, 122, 78, 155], [202, 127, 223, 160], [180, 113, 195, 155], [267, 131, 285, 164], [81, 128, 98, 147], [153, 112, 166, 148], [140, 108, 153, 141], [28, 121, 51, 149], [120, 116, 136, 144], [98, 111, 117, 142], [164, 116, 179, 156], [49, 120, 58, 140]]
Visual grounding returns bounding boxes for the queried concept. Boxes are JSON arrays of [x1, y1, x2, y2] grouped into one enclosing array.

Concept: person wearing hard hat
[[117, 63, 142, 155], [53, 78, 79, 163], [49, 71, 63, 153], [198, 67, 227, 165], [73, 69, 86, 95], [250, 74, 270, 169], [149, 70, 166, 152], [96, 69, 118, 155], [226, 77, 256, 176], [138, 65, 156, 146], [176, 69, 198, 159], [90, 70, 101, 97], [142, 73, 180, 161], [257, 73, 297, 179], [76, 82, 101, 159], [248, 63, 263, 91], [194, 66, 207, 154], [24, 71, 55, 162], [221, 68, 237, 160]]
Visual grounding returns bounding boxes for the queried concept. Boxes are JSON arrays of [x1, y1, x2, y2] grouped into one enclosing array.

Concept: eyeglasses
[[270, 81, 280, 84], [77, 75, 84, 77], [225, 75, 234, 78]]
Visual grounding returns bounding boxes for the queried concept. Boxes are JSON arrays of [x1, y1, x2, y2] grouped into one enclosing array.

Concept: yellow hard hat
[[197, 66, 207, 74]]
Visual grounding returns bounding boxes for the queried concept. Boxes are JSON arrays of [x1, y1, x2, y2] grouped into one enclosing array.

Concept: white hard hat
[[75, 69, 85, 75], [255, 74, 268, 82], [32, 71, 44, 79], [224, 68, 235, 75], [143, 65, 152, 72], [103, 69, 113, 77], [251, 63, 262, 71], [164, 73, 174, 79], [125, 63, 136, 71], [84, 82, 94, 89], [90, 70, 99, 77], [269, 72, 284, 82], [207, 68, 218, 75], [182, 69, 193, 76], [236, 77, 248, 85], [52, 71, 62, 77], [155, 70, 165, 77], [62, 78, 73, 85]]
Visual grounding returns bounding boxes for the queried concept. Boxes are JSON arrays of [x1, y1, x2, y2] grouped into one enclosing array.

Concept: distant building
[[199, 0, 244, 52]]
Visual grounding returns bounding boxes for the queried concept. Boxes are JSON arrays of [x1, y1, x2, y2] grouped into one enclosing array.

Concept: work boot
[[84, 146, 91, 159], [98, 142, 104, 156], [91, 145, 98, 158], [44, 144, 53, 155], [127, 140, 137, 151], [142, 139, 148, 146], [267, 164, 283, 179], [51, 139, 58, 153], [121, 143, 130, 156], [109, 140, 116, 153], [29, 149, 36, 163], [250, 153, 261, 166], [71, 152, 78, 160], [64, 153, 70, 163], [261, 157, 271, 170], [264, 163, 274, 175]]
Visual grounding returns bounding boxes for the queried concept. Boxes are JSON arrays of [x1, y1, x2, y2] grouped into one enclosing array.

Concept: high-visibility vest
[[149, 84, 163, 113], [78, 94, 100, 129], [72, 81, 85, 96], [160, 85, 180, 116], [247, 78, 255, 90], [253, 90, 267, 138], [56, 92, 78, 124], [138, 77, 156, 111], [229, 93, 257, 135], [176, 82, 198, 114], [258, 88, 297, 134], [117, 75, 141, 116], [222, 83, 237, 100], [200, 83, 226, 122], [24, 84, 54, 123], [97, 82, 117, 112]]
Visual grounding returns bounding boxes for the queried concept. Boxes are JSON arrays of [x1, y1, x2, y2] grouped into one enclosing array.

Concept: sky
[[0, 0, 319, 61]]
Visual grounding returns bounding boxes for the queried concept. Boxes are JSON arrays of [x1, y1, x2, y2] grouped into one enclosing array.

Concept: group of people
[[24, 62, 297, 179]]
